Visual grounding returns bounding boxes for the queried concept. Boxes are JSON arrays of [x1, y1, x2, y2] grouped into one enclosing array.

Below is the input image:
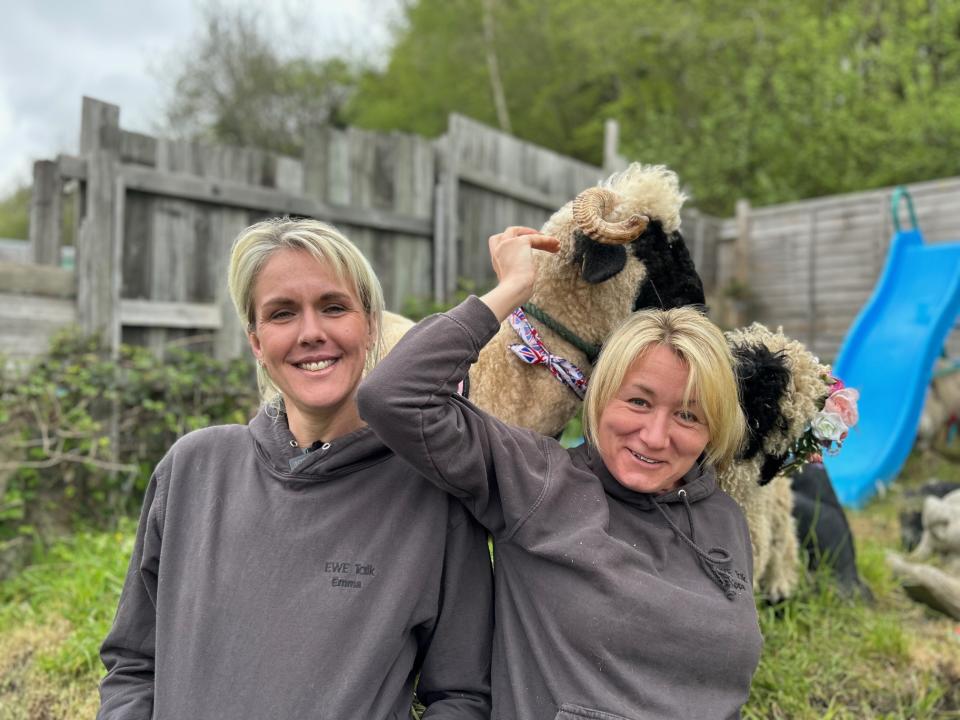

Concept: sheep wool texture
[[97, 410, 493, 720], [359, 296, 763, 720]]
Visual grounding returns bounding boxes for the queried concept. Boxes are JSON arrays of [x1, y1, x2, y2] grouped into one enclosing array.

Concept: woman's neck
[[284, 400, 365, 447]]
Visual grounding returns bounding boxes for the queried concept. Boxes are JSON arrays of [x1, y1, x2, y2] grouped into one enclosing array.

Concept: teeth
[[297, 359, 335, 372], [631, 450, 661, 464]]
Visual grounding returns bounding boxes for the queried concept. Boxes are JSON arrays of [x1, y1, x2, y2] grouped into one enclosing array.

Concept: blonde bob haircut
[[582, 307, 746, 473], [227, 217, 385, 407]]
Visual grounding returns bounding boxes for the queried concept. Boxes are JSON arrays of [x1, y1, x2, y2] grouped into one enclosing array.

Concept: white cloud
[[0, 0, 399, 196]]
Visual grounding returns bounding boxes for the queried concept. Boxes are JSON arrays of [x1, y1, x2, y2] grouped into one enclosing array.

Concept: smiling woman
[[239, 242, 378, 444], [96, 218, 493, 720], [358, 225, 761, 720]]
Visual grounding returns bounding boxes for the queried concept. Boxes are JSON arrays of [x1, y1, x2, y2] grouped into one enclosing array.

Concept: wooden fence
[[15, 95, 956, 366], [10, 97, 728, 363], [727, 178, 960, 362]]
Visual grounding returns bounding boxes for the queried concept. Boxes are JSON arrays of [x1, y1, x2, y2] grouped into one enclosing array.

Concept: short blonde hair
[[227, 217, 385, 407], [582, 307, 745, 472]]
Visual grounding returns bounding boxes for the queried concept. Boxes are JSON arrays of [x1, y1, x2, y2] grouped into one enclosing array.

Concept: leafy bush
[[0, 327, 259, 559]]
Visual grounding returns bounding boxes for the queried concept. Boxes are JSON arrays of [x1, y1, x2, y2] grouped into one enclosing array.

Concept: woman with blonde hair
[[98, 218, 493, 720], [359, 226, 762, 720]]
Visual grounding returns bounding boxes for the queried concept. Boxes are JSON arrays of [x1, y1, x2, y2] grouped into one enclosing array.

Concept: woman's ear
[[247, 328, 263, 362]]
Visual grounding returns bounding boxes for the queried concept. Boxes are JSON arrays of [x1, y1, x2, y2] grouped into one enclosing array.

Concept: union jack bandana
[[508, 307, 589, 399]]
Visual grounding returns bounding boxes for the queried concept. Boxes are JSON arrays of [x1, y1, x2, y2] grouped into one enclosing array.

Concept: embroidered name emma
[[324, 560, 376, 590]]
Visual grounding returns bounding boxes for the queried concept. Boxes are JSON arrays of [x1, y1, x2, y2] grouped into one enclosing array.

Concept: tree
[[162, 4, 360, 156], [348, 0, 960, 214]]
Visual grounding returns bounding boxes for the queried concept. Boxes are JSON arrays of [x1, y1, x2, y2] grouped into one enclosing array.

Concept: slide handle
[[891, 186, 919, 233]]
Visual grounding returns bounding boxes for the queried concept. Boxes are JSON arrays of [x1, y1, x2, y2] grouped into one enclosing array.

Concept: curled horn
[[572, 187, 649, 244]]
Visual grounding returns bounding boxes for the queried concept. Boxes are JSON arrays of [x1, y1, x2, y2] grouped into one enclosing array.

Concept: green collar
[[523, 303, 602, 365]]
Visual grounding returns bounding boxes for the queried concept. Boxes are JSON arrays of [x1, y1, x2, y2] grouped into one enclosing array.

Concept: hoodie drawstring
[[653, 489, 739, 601]]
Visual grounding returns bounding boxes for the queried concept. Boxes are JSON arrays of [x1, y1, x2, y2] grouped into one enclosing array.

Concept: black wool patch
[[571, 230, 627, 283], [631, 222, 706, 310], [732, 344, 791, 462], [759, 452, 789, 485]]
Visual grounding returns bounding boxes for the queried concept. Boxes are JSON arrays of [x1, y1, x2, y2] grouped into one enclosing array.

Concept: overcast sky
[[0, 0, 400, 196]]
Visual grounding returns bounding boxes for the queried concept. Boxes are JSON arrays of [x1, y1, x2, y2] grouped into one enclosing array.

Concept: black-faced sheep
[[466, 163, 832, 600]]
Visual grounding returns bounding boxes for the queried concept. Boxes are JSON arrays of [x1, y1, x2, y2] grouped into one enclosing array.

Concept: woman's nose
[[640, 411, 670, 449], [298, 310, 328, 345]]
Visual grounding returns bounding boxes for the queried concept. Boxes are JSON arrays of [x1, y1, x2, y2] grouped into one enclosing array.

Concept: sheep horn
[[572, 187, 649, 244]]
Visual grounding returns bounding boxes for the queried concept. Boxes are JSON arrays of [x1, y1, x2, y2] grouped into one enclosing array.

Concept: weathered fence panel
[[729, 177, 960, 362], [440, 114, 604, 296], [19, 95, 960, 370], [0, 262, 76, 361]]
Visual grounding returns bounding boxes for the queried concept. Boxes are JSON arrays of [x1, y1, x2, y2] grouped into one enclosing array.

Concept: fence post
[[439, 116, 461, 302], [603, 119, 629, 174], [730, 198, 752, 327], [29, 160, 62, 266], [76, 97, 121, 350], [806, 210, 818, 350]]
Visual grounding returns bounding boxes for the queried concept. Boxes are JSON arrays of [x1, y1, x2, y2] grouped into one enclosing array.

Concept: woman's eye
[[677, 410, 700, 424], [324, 304, 347, 314], [269, 309, 294, 321], [628, 398, 650, 408]]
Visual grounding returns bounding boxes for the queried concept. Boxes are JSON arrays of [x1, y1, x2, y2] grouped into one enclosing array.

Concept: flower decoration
[[780, 377, 859, 476]]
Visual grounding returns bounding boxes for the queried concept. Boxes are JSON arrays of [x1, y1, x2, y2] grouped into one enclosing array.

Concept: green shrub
[[0, 327, 259, 557]]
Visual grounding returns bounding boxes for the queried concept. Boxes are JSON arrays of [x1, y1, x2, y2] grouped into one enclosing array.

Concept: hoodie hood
[[249, 407, 393, 481], [572, 442, 739, 599]]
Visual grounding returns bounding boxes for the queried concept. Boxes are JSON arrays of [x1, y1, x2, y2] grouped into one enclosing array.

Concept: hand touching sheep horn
[[572, 187, 649, 244], [480, 226, 560, 322]]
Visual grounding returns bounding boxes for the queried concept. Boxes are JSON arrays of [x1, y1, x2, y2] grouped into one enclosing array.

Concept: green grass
[[0, 521, 134, 719], [744, 450, 960, 719], [2, 452, 960, 718]]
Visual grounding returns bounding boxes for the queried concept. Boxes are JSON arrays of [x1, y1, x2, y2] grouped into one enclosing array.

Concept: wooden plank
[[457, 165, 568, 211], [76, 97, 121, 346], [121, 131, 158, 166], [119, 164, 433, 237], [211, 208, 254, 361], [29, 160, 62, 265], [274, 155, 304, 194], [444, 122, 461, 299], [57, 153, 87, 181], [0, 292, 76, 323], [121, 190, 153, 299], [119, 299, 221, 329]]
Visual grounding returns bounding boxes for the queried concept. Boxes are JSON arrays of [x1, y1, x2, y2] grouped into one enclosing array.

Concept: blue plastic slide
[[825, 188, 960, 508]]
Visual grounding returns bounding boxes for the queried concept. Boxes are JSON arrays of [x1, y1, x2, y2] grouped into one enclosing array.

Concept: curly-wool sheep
[[468, 164, 696, 437], [383, 163, 835, 600]]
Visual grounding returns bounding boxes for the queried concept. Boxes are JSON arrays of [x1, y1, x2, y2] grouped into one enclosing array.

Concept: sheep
[[381, 163, 834, 599]]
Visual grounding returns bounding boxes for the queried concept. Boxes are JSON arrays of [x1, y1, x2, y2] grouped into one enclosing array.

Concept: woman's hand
[[480, 226, 560, 321]]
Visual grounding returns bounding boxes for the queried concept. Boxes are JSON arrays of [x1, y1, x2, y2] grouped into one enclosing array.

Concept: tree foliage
[[347, 0, 960, 214], [0, 185, 30, 240], [159, 0, 960, 214], [0, 328, 259, 567], [162, 4, 360, 156]]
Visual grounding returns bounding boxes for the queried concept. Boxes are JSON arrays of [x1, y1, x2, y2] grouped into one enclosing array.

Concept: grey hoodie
[[358, 296, 763, 720], [98, 409, 493, 720]]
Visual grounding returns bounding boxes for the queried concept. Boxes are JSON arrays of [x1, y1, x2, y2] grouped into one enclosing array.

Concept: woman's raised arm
[[358, 227, 560, 538]]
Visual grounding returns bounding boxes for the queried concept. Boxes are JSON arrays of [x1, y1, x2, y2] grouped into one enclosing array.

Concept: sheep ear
[[573, 231, 627, 284], [730, 342, 791, 462]]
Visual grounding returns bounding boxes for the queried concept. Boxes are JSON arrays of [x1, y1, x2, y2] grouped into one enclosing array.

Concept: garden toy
[[825, 187, 960, 507]]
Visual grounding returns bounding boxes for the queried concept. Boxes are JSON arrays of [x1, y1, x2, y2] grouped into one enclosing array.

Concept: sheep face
[[725, 324, 833, 485], [528, 164, 700, 346]]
